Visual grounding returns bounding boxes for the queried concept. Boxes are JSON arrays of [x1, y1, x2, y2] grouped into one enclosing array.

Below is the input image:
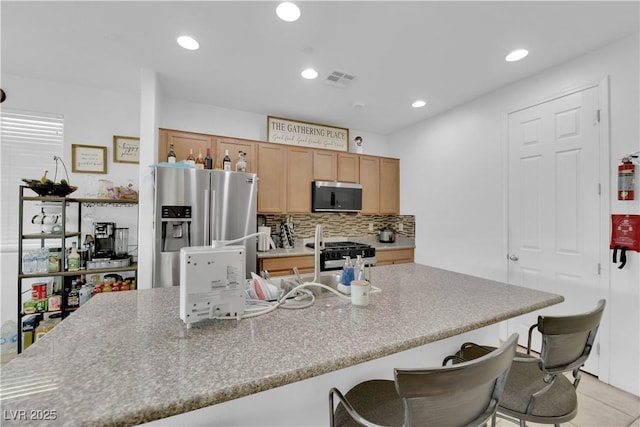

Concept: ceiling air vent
[[324, 70, 357, 88]]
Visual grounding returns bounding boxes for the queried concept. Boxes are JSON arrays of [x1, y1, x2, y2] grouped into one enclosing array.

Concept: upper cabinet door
[[257, 144, 287, 214], [216, 137, 257, 173], [359, 156, 380, 214], [159, 129, 214, 163], [287, 147, 314, 213], [313, 150, 337, 181], [379, 158, 400, 214], [337, 153, 360, 183]]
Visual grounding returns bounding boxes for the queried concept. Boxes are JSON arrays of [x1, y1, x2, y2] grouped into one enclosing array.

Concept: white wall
[[0, 74, 140, 325], [391, 34, 640, 395], [161, 98, 390, 157]]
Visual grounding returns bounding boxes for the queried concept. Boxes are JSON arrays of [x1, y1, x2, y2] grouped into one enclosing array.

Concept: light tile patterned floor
[[494, 372, 640, 427]]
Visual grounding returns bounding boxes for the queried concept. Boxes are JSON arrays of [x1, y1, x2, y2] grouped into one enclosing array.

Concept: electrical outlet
[[368, 223, 374, 232], [398, 222, 404, 232]]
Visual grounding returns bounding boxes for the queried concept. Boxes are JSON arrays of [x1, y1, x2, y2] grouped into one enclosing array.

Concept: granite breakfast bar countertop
[[0, 263, 562, 426]]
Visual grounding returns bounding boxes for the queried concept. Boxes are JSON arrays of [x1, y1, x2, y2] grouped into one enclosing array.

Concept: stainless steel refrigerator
[[153, 165, 258, 287]]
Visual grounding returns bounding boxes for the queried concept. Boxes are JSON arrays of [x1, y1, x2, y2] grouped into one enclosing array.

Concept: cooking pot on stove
[[378, 227, 396, 243]]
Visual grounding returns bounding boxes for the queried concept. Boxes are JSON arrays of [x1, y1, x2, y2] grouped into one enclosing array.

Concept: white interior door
[[507, 86, 602, 374]]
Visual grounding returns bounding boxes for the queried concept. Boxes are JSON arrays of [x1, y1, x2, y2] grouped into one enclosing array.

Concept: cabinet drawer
[[259, 255, 314, 277], [375, 248, 414, 265]]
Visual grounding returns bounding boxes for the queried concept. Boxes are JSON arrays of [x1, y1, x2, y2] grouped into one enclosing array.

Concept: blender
[[114, 228, 129, 259]]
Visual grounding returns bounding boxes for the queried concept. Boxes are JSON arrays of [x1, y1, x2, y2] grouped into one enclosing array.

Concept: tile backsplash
[[259, 213, 415, 243]]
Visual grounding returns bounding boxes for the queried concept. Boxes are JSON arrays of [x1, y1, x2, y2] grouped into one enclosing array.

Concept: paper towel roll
[[258, 226, 271, 252]]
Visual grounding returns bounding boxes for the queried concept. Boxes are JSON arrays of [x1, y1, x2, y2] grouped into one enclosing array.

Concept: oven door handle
[[323, 259, 345, 270]]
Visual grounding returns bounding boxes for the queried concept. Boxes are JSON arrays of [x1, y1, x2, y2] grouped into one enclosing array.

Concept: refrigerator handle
[[210, 189, 216, 243], [204, 189, 210, 245]]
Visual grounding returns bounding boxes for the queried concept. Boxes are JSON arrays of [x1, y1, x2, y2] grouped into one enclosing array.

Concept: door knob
[[509, 254, 519, 261]]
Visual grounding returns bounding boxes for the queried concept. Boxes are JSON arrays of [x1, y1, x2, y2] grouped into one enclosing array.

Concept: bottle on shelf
[[235, 151, 247, 172], [204, 148, 213, 170], [186, 149, 196, 166], [223, 149, 231, 171], [67, 279, 79, 308], [195, 148, 205, 169], [167, 144, 177, 163], [214, 156, 223, 170], [68, 242, 81, 272]]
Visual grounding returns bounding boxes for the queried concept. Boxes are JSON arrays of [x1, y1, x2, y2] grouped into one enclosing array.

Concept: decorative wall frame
[[71, 144, 107, 174], [113, 135, 140, 164], [267, 116, 349, 152]]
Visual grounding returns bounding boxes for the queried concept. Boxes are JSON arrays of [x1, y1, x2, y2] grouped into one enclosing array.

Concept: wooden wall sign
[[267, 116, 349, 152]]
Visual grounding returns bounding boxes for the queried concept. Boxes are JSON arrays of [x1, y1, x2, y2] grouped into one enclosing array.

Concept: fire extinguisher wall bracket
[[618, 157, 636, 200]]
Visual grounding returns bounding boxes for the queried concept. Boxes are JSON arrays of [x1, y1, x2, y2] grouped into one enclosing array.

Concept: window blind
[[0, 109, 64, 251]]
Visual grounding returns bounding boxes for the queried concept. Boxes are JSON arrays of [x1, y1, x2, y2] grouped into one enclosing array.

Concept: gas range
[[305, 241, 376, 271]]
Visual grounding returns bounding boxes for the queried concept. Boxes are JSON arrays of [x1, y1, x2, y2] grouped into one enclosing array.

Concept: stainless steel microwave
[[311, 181, 362, 212]]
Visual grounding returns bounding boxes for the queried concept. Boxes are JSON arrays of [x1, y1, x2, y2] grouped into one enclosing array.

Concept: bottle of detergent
[[338, 256, 354, 294]]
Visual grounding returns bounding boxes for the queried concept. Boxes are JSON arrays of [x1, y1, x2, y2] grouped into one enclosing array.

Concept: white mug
[[350, 280, 371, 307]]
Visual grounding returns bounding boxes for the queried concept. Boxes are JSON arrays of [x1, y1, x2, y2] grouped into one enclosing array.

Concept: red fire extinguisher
[[618, 157, 635, 200]]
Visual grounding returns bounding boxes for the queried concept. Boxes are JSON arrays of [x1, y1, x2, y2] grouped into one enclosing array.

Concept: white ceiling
[[2, 1, 639, 135]]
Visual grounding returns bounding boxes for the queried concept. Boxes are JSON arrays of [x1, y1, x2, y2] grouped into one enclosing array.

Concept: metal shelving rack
[[17, 186, 138, 353]]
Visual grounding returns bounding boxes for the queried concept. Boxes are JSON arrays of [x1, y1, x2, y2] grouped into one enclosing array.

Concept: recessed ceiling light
[[412, 100, 426, 108], [276, 2, 301, 22], [505, 49, 528, 62], [177, 36, 199, 51], [301, 68, 318, 79]]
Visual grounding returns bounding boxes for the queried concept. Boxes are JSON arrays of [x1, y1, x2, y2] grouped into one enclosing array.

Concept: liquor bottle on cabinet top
[[167, 144, 177, 163], [204, 148, 213, 170], [186, 149, 196, 166], [223, 149, 231, 171], [195, 149, 205, 169]]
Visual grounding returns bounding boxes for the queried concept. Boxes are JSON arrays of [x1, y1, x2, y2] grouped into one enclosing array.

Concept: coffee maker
[[94, 222, 115, 259]]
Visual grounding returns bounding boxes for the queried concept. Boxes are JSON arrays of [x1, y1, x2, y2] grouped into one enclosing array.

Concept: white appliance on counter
[[179, 245, 246, 325], [153, 165, 258, 287]]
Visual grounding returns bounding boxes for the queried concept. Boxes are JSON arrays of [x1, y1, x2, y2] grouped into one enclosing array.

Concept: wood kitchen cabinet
[[158, 129, 401, 214], [215, 137, 257, 173], [337, 153, 360, 183], [257, 144, 287, 213], [158, 129, 214, 163], [359, 155, 400, 215], [379, 158, 400, 214], [313, 150, 337, 181], [258, 145, 324, 214], [359, 155, 380, 214], [259, 255, 315, 277], [375, 248, 414, 266], [287, 147, 313, 213]]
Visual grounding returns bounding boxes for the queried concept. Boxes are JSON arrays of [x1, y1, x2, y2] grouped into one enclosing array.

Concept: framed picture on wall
[[71, 144, 107, 174], [113, 135, 140, 164]]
